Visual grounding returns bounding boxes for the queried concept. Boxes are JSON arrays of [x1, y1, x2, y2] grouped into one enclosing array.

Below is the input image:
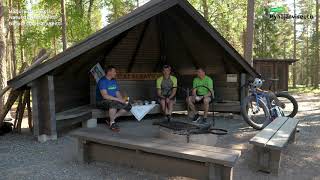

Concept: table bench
[[249, 116, 299, 175], [70, 128, 241, 180]]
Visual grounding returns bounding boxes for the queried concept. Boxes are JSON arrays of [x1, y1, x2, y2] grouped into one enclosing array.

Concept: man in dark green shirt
[[186, 67, 214, 124]]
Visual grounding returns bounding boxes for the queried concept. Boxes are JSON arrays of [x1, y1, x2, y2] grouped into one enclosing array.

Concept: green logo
[[269, 7, 285, 13]]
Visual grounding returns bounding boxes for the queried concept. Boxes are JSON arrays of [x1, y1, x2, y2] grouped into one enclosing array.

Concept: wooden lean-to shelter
[[253, 58, 296, 91], [7, 0, 258, 139]]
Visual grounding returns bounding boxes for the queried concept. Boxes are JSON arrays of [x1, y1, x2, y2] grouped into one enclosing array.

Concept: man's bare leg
[[167, 100, 174, 115], [186, 96, 197, 115], [160, 99, 166, 115], [109, 108, 117, 124], [114, 109, 128, 120], [203, 97, 211, 118]]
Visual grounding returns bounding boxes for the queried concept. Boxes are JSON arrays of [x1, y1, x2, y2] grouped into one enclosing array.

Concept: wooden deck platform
[[70, 127, 241, 179]]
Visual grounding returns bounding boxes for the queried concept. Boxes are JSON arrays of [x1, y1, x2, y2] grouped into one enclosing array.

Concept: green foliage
[[253, 2, 294, 58], [188, 0, 247, 54], [104, 0, 136, 23]]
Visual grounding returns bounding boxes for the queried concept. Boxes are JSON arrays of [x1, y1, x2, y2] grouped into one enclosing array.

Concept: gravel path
[[1, 93, 319, 180], [216, 93, 320, 180], [0, 133, 169, 180]]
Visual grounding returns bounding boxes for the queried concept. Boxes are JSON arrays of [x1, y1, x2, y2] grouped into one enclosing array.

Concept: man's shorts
[[157, 95, 176, 104], [194, 96, 214, 104], [96, 100, 132, 111]]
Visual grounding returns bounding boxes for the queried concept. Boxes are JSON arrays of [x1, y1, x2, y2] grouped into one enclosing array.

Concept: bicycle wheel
[[275, 92, 298, 118], [241, 95, 271, 130]]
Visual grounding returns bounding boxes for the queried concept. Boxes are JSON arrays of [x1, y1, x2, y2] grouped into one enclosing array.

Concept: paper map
[[130, 104, 157, 121]]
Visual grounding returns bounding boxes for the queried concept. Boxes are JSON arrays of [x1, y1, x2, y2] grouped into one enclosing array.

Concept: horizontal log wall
[[90, 73, 241, 104]]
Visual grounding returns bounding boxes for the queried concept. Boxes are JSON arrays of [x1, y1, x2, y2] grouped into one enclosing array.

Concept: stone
[[82, 119, 97, 128]]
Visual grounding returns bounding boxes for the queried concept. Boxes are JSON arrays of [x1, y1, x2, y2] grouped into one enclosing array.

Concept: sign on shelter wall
[[117, 73, 162, 80]]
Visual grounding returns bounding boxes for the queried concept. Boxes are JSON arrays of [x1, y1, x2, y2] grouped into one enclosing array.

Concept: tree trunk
[[244, 0, 254, 66], [112, 0, 119, 20], [292, 0, 297, 88], [18, 1, 24, 63], [61, 0, 67, 51], [5, 21, 11, 80], [88, 0, 94, 21], [87, 0, 94, 30], [201, 0, 209, 20], [53, 35, 57, 55], [0, 0, 7, 112], [306, 29, 309, 86], [9, 0, 16, 77], [314, 0, 319, 88]]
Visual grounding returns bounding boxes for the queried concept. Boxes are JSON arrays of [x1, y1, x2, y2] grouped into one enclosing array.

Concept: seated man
[[96, 65, 131, 131], [186, 67, 214, 124], [156, 65, 177, 122]]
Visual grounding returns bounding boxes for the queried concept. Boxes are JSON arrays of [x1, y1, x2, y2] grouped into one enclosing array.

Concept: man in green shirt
[[156, 65, 177, 121], [186, 67, 214, 124]]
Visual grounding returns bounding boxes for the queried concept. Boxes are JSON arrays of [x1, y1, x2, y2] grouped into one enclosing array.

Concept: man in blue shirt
[[96, 65, 131, 131]]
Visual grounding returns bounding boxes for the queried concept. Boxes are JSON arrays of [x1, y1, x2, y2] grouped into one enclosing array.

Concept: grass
[[289, 85, 320, 95]]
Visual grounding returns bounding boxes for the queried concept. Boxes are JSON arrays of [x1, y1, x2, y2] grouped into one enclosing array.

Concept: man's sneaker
[[110, 122, 120, 132], [198, 118, 211, 130], [198, 118, 207, 124], [211, 119, 215, 127], [192, 114, 201, 123], [166, 115, 172, 122]]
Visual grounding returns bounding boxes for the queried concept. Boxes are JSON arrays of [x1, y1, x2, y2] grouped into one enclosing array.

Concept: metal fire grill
[[153, 120, 228, 136], [153, 121, 200, 135]]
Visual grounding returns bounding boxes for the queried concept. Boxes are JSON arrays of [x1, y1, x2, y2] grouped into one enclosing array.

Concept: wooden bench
[[56, 106, 94, 131], [249, 117, 299, 175], [71, 128, 241, 180]]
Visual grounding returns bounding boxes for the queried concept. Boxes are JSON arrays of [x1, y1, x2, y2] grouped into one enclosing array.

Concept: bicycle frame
[[249, 86, 284, 120], [250, 88, 271, 109]]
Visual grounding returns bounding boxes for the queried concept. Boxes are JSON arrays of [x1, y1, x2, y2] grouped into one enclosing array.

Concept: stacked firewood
[[0, 49, 49, 133]]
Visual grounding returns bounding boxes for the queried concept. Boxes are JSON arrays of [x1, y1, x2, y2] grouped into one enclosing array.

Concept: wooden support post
[[47, 76, 56, 136], [14, 93, 23, 129], [240, 73, 247, 106], [30, 75, 57, 141], [17, 90, 29, 133], [208, 163, 233, 180], [77, 139, 89, 163], [26, 90, 32, 132], [30, 82, 39, 136], [252, 146, 281, 175], [288, 127, 297, 144]]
